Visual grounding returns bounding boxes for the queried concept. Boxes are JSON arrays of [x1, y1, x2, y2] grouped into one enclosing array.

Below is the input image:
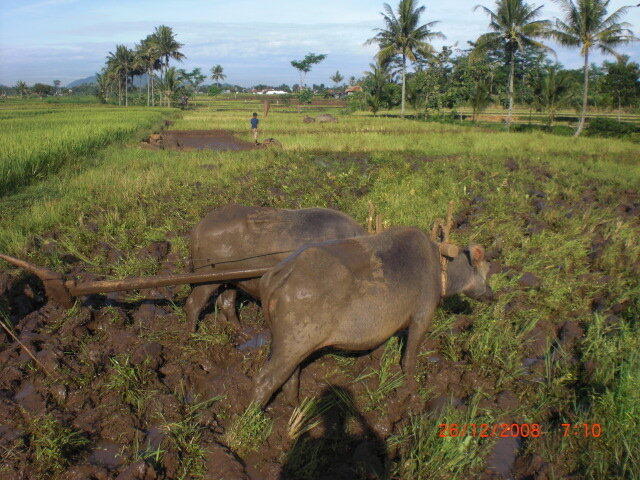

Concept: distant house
[[264, 90, 288, 95], [345, 85, 363, 95]]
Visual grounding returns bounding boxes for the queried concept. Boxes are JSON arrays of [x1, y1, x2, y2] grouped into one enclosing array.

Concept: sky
[[0, 0, 638, 87]]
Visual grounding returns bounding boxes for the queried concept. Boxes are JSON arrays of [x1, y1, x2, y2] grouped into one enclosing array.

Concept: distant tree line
[[362, 0, 638, 135]]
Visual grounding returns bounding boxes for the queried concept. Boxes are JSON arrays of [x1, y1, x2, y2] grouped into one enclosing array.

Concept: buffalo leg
[[281, 366, 300, 406], [216, 288, 239, 327], [402, 307, 436, 391], [184, 283, 220, 331], [253, 343, 310, 408]]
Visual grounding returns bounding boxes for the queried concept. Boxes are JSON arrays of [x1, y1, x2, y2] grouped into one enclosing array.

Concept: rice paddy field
[[0, 98, 639, 480], [0, 105, 174, 196]]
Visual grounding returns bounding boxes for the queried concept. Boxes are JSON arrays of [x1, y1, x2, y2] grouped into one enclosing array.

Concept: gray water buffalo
[[253, 226, 492, 407], [185, 204, 366, 330]]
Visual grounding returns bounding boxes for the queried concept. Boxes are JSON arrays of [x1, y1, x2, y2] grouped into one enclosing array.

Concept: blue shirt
[[250, 118, 259, 128]]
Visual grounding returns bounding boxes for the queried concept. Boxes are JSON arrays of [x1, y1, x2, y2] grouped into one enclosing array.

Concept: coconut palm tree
[[331, 70, 344, 87], [107, 45, 134, 106], [158, 67, 186, 107], [135, 37, 162, 106], [549, 0, 637, 136], [151, 25, 184, 81], [533, 65, 575, 125], [473, 0, 553, 127], [210, 65, 226, 85], [366, 0, 445, 117]]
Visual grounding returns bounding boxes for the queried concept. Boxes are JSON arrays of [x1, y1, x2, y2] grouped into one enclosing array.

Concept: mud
[[141, 130, 279, 151]]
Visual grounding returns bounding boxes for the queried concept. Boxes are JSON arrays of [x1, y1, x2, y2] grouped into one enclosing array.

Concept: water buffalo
[[185, 204, 366, 330], [253, 226, 492, 407]]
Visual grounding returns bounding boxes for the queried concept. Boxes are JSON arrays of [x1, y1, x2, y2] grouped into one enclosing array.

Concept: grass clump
[[163, 395, 223, 480], [354, 336, 404, 411], [28, 413, 88, 473], [390, 400, 494, 480], [224, 403, 273, 455], [105, 355, 152, 414]]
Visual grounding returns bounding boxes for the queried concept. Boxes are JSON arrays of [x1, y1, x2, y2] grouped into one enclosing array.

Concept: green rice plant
[[0, 105, 174, 196], [224, 403, 273, 455]]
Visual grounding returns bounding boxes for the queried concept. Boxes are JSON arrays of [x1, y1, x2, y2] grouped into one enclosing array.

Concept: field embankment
[[0, 99, 639, 479]]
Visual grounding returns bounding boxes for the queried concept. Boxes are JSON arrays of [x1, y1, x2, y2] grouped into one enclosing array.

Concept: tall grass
[[0, 105, 173, 196]]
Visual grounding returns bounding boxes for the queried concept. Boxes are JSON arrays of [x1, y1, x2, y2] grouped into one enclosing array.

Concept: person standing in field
[[250, 112, 259, 144]]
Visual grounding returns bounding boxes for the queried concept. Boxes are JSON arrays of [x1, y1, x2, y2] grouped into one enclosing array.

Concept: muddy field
[[141, 130, 281, 151], [2, 180, 637, 479]]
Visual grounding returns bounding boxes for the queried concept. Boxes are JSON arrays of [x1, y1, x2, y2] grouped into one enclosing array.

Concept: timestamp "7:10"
[[561, 423, 602, 437]]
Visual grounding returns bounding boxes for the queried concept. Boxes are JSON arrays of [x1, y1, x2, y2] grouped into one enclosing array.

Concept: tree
[[15, 81, 28, 98], [178, 68, 206, 94], [549, 0, 637, 136], [158, 67, 187, 106], [53, 79, 61, 95], [210, 65, 226, 85], [363, 60, 396, 114], [95, 72, 109, 103], [107, 45, 135, 106], [151, 25, 185, 105], [366, 0, 445, 117], [32, 83, 54, 97], [331, 70, 344, 88], [473, 0, 553, 127], [408, 46, 456, 112], [533, 65, 575, 125], [136, 36, 162, 106], [602, 55, 640, 119], [290, 53, 327, 88]]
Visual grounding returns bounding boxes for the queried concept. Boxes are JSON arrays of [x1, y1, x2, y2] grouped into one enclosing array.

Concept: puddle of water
[[237, 331, 271, 351]]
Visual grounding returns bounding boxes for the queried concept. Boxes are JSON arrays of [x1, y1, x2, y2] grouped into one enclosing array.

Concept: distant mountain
[[66, 74, 151, 88], [66, 75, 97, 88]]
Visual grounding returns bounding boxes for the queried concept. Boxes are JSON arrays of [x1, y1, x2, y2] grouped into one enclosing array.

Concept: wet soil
[[141, 130, 279, 152]]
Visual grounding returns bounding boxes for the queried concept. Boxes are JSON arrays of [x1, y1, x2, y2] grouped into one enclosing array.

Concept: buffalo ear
[[469, 245, 485, 265]]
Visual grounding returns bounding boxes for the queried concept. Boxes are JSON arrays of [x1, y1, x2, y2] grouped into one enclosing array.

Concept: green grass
[[224, 403, 273, 455], [26, 413, 88, 474], [0, 98, 638, 477], [0, 104, 174, 196]]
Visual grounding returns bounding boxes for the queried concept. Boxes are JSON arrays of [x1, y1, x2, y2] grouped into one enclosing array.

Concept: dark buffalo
[[254, 226, 492, 407], [185, 204, 366, 329]]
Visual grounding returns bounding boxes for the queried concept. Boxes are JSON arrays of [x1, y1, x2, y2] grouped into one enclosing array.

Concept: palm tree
[[331, 70, 344, 87], [136, 37, 163, 106], [15, 81, 29, 98], [158, 67, 185, 106], [364, 61, 392, 114], [473, 0, 553, 127], [366, 0, 445, 117], [549, 0, 637, 136], [210, 65, 226, 85], [107, 45, 134, 106], [533, 65, 575, 125], [151, 25, 185, 82]]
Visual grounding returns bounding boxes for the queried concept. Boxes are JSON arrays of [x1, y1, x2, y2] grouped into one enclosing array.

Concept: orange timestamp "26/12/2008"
[[438, 423, 602, 438]]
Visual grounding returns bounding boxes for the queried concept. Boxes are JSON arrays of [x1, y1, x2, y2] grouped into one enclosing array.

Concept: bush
[[297, 89, 313, 104], [585, 117, 639, 138]]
